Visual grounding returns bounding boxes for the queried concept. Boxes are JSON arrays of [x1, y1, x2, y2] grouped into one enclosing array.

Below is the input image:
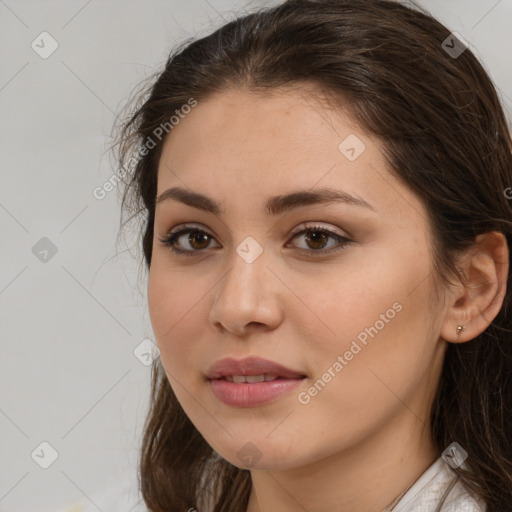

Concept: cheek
[[147, 263, 201, 369], [288, 260, 404, 356], [293, 254, 433, 398]]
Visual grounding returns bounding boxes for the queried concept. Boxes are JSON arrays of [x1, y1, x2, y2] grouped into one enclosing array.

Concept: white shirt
[[388, 457, 487, 511], [57, 457, 486, 512]]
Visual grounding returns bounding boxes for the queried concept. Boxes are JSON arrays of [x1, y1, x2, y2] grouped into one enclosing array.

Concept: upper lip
[[206, 356, 306, 379]]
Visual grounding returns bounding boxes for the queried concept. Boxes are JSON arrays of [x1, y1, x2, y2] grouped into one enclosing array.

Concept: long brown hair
[[113, 1, 512, 510]]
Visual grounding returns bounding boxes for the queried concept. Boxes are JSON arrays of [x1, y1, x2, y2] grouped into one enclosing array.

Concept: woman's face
[[148, 86, 448, 470]]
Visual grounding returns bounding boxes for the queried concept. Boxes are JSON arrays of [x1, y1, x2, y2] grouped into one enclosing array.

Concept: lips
[[206, 356, 306, 380], [207, 356, 307, 407]]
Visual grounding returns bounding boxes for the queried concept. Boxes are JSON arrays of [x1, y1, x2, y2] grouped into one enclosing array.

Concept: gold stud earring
[[456, 325, 465, 336]]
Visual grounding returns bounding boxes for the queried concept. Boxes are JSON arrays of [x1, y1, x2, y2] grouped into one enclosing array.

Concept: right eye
[[159, 225, 219, 256]]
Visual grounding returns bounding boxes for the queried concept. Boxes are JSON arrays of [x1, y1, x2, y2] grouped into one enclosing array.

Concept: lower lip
[[209, 377, 305, 407]]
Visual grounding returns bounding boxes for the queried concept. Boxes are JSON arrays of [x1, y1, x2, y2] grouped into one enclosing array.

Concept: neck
[[245, 412, 439, 512]]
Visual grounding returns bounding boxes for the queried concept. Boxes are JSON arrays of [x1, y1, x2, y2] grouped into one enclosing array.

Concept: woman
[[114, 0, 512, 510]]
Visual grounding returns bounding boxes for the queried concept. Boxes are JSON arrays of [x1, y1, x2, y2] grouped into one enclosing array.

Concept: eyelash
[[158, 223, 353, 257]]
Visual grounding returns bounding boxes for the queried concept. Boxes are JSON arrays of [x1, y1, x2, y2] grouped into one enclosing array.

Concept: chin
[[207, 435, 311, 471]]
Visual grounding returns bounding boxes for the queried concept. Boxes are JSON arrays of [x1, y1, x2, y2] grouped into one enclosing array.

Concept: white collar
[[389, 457, 486, 512]]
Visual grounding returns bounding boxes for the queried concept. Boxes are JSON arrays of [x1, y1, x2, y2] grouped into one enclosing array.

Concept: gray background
[[1, 0, 510, 510]]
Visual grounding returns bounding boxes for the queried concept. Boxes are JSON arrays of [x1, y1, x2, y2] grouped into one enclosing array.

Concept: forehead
[[159, 86, 375, 180], [156, 86, 427, 228], [163, 86, 352, 152]]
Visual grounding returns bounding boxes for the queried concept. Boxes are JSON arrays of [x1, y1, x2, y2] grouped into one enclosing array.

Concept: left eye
[[289, 226, 352, 254], [158, 224, 353, 257]]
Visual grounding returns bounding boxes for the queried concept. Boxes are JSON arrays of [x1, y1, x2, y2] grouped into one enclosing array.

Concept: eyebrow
[[155, 186, 376, 216]]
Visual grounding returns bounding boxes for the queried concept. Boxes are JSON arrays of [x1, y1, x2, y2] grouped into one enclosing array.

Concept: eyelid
[[288, 222, 348, 239], [165, 222, 218, 242], [159, 221, 353, 256], [164, 221, 347, 240]]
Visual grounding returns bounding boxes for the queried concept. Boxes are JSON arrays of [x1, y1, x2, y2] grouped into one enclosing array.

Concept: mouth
[[206, 355, 306, 380], [206, 356, 307, 407], [221, 374, 284, 383]]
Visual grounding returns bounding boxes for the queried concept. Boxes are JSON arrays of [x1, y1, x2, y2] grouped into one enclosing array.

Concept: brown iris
[[188, 230, 211, 250], [303, 230, 329, 250]]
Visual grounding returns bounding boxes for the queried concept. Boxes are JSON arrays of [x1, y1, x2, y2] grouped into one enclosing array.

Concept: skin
[[147, 85, 508, 512]]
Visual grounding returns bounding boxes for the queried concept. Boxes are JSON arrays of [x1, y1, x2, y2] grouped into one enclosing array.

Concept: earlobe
[[455, 325, 465, 337], [440, 231, 509, 344]]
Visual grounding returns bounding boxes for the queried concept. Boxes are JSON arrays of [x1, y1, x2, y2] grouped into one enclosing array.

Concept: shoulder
[[393, 457, 486, 512], [440, 477, 486, 512]]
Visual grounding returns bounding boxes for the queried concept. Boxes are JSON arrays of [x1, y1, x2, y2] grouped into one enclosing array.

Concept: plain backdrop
[[1, 0, 511, 510]]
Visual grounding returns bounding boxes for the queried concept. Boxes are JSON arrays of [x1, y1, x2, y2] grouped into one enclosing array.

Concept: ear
[[440, 231, 509, 343]]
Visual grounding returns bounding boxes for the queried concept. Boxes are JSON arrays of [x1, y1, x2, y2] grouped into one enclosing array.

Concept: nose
[[208, 245, 284, 336]]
